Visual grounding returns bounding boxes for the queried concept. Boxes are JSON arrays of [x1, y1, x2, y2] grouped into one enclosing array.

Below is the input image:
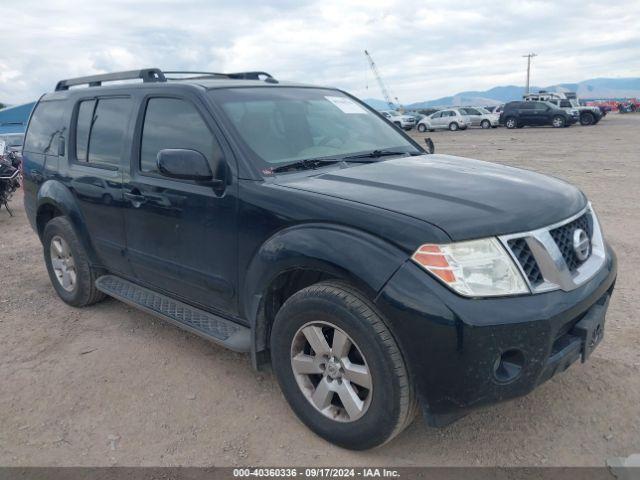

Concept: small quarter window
[[75, 99, 96, 162]]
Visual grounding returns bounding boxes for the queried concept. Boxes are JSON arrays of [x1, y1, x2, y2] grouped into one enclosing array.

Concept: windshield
[[208, 88, 418, 167]]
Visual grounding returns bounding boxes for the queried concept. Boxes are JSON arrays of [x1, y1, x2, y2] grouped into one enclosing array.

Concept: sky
[[1, 0, 639, 105]]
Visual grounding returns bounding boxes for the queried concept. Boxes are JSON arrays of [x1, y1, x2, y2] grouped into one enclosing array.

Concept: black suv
[[23, 69, 617, 450], [500, 101, 575, 129]]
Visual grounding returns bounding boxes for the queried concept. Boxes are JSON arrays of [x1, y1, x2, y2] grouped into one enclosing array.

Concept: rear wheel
[[505, 117, 517, 129], [448, 122, 459, 131], [270, 281, 416, 450], [480, 119, 491, 129], [552, 115, 566, 128], [43, 217, 105, 307]]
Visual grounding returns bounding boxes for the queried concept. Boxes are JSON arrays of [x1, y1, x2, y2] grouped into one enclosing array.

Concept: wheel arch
[[241, 223, 409, 369], [36, 180, 100, 265]]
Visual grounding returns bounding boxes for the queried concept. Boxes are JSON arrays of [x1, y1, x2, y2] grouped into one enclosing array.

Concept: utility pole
[[522, 53, 537, 94]]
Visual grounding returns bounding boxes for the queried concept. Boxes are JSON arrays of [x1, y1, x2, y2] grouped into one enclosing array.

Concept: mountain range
[[364, 77, 640, 110]]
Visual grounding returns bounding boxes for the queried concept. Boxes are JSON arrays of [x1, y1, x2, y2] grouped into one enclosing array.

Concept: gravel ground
[[0, 113, 638, 467]]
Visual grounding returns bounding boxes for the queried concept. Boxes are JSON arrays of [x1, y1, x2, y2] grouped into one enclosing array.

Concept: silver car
[[416, 109, 469, 132], [458, 107, 499, 128]]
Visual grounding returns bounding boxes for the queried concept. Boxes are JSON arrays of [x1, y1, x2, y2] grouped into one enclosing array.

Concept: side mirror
[[424, 138, 435, 154], [157, 149, 220, 184]]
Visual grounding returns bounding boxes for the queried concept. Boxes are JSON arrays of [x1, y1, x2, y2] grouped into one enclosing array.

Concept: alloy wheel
[[290, 321, 373, 422], [50, 235, 77, 292]]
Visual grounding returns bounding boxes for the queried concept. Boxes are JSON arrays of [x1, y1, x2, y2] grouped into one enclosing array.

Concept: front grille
[[549, 213, 593, 271], [507, 238, 544, 286]]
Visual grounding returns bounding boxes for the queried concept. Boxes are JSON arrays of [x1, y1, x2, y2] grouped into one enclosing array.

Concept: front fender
[[242, 223, 410, 363], [36, 180, 100, 265]]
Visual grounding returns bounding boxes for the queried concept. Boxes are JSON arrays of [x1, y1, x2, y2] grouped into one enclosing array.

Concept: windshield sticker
[[325, 96, 367, 114]]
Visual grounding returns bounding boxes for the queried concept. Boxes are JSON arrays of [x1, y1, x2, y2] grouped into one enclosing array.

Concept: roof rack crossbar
[[164, 70, 275, 81], [55, 68, 166, 91]]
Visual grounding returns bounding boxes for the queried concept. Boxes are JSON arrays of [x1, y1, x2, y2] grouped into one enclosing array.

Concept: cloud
[[1, 0, 639, 104]]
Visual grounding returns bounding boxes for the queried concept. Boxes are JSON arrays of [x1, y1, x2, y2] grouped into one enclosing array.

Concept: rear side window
[[139, 98, 222, 174], [74, 97, 131, 167], [23, 100, 65, 154]]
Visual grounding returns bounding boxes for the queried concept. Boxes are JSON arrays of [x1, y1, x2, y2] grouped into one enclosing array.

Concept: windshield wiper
[[271, 158, 341, 173], [342, 150, 421, 162]]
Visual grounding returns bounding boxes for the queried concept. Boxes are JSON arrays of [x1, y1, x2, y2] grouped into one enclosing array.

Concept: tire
[[448, 122, 459, 131], [552, 115, 566, 128], [580, 112, 595, 126], [480, 119, 491, 129], [505, 116, 517, 129], [417, 123, 427, 133], [270, 281, 416, 450], [43, 216, 105, 307]]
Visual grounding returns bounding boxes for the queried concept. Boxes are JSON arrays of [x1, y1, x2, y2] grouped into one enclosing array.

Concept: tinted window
[[140, 98, 222, 174], [75, 99, 96, 162], [87, 98, 131, 167], [520, 103, 535, 110], [23, 101, 65, 154]]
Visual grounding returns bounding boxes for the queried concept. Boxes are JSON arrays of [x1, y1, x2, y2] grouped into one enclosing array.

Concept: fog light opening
[[493, 349, 525, 383]]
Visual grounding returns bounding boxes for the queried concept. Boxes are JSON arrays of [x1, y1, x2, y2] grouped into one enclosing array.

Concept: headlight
[[411, 238, 529, 297]]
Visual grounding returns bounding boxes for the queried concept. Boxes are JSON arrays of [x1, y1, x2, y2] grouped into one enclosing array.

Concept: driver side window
[[140, 98, 222, 175]]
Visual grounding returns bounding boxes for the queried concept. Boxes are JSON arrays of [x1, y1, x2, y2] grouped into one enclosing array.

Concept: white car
[[380, 111, 417, 130], [458, 107, 500, 129], [416, 109, 469, 132]]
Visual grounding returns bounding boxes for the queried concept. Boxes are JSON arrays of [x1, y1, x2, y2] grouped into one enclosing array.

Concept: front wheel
[[505, 117, 517, 129], [417, 123, 427, 133], [580, 112, 595, 126], [448, 122, 459, 131], [480, 119, 491, 129], [270, 281, 416, 450], [552, 115, 566, 128]]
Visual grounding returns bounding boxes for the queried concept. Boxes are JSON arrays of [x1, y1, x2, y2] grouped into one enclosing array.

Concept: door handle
[[124, 191, 147, 208]]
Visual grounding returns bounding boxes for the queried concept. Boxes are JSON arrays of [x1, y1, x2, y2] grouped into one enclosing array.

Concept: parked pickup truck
[[23, 68, 617, 450]]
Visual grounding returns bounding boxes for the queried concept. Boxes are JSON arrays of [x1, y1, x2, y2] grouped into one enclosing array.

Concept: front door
[[122, 94, 238, 315]]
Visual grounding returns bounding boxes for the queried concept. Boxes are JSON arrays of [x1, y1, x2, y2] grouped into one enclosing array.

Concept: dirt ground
[[1, 113, 639, 467]]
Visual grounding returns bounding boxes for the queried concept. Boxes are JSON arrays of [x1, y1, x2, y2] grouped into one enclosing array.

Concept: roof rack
[[164, 70, 277, 83], [55, 68, 277, 91], [55, 68, 165, 91]]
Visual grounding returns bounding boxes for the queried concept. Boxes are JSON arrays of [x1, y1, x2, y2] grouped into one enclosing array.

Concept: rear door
[[429, 111, 443, 128], [122, 91, 238, 315], [518, 103, 536, 124], [68, 95, 134, 275]]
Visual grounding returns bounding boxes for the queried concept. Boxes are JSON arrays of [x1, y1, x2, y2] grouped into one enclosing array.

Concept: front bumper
[[374, 243, 617, 426]]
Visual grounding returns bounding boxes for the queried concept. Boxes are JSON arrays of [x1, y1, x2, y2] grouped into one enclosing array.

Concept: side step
[[95, 275, 251, 352]]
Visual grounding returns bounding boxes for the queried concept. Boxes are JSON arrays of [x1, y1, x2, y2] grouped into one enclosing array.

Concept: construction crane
[[364, 50, 403, 112]]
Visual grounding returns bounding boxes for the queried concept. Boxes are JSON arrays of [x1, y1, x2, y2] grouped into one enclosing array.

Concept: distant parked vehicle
[[499, 101, 575, 129], [458, 107, 499, 129], [380, 111, 416, 130], [0, 133, 24, 162], [417, 109, 469, 132], [523, 92, 602, 126]]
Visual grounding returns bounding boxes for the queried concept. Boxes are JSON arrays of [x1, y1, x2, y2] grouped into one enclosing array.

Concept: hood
[[275, 155, 586, 241]]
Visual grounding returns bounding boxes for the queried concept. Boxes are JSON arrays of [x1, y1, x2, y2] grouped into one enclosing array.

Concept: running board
[[95, 275, 250, 352]]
